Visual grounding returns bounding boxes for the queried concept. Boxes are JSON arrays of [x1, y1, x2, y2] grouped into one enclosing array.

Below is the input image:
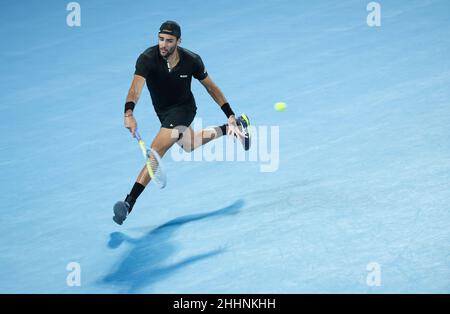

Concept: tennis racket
[[134, 129, 166, 189]]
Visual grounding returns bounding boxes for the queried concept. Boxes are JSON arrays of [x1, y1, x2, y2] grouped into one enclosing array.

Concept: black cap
[[159, 20, 181, 38]]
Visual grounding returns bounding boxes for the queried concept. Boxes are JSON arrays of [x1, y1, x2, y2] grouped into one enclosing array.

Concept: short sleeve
[[193, 56, 208, 81], [134, 54, 150, 78]]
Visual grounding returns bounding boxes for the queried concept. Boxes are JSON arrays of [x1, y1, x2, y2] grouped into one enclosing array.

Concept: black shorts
[[156, 106, 196, 129]]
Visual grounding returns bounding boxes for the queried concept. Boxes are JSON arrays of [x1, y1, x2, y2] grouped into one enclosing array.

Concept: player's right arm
[[124, 74, 146, 137]]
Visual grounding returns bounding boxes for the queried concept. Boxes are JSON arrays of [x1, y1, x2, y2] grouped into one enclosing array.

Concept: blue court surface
[[1, 0, 449, 293]]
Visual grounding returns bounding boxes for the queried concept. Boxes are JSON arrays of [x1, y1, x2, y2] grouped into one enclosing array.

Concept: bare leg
[[136, 125, 225, 185], [176, 126, 225, 152]]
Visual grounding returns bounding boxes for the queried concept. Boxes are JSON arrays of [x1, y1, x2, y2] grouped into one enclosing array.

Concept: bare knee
[[179, 141, 194, 152], [177, 131, 195, 152]]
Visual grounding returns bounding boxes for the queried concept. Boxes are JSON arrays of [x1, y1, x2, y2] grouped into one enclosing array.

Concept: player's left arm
[[200, 75, 243, 137], [199, 75, 228, 109]]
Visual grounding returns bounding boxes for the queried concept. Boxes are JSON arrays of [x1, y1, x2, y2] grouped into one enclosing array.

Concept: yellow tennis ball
[[274, 102, 287, 112]]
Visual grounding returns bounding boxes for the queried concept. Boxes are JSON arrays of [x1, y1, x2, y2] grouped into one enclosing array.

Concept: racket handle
[[134, 129, 141, 141]]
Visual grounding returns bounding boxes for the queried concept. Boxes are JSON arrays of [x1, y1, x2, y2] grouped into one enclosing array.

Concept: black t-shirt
[[134, 45, 208, 113]]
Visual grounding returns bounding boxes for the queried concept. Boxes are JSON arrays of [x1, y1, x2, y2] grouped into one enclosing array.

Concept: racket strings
[[147, 149, 165, 187]]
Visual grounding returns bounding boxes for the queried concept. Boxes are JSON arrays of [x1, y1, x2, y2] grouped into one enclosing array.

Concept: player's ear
[[177, 37, 182, 45]]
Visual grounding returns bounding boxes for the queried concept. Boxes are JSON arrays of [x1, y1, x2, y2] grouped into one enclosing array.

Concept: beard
[[160, 46, 176, 58]]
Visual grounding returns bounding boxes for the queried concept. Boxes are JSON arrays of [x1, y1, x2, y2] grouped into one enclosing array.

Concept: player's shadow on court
[[99, 199, 243, 293]]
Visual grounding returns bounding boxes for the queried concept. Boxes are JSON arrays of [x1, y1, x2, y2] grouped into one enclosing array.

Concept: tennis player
[[113, 21, 251, 225]]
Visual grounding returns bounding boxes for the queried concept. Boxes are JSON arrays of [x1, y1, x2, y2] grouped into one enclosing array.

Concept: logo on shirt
[[180, 75, 188, 78]]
